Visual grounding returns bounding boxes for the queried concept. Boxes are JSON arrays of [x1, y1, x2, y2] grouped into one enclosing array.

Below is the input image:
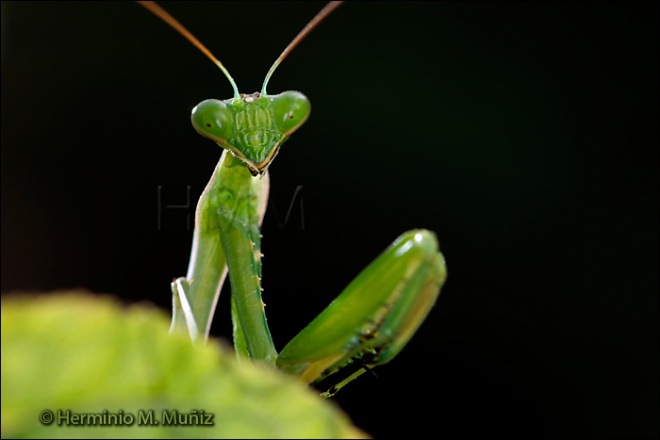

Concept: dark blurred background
[[2, 2, 658, 438]]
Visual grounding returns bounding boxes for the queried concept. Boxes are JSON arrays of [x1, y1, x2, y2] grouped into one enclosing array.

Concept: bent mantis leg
[[277, 230, 447, 396]]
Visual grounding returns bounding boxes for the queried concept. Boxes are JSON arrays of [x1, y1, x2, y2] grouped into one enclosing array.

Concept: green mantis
[[139, 1, 447, 397]]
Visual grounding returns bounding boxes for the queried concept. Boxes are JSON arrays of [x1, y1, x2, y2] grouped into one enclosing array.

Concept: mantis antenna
[[137, 1, 344, 98], [261, 1, 344, 95], [137, 1, 240, 98]]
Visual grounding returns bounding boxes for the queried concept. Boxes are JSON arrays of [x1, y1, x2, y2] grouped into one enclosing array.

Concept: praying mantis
[[139, 1, 447, 397]]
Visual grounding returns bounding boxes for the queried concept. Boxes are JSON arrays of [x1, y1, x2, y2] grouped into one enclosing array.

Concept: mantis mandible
[[139, 1, 447, 397]]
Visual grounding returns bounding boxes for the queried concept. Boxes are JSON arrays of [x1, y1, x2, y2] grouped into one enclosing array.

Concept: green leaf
[[1, 292, 367, 438]]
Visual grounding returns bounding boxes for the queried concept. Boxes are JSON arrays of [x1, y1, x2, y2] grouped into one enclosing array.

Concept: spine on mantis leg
[[214, 150, 276, 365]]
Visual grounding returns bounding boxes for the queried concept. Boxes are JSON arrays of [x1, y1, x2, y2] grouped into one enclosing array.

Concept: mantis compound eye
[[272, 91, 311, 135], [191, 99, 233, 142]]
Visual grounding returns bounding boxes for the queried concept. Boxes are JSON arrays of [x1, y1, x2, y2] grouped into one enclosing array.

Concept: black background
[[2, 2, 658, 438]]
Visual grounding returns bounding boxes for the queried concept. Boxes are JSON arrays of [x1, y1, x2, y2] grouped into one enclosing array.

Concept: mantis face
[[191, 91, 311, 176]]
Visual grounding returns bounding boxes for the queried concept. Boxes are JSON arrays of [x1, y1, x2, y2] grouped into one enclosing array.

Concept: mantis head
[[191, 91, 310, 176], [138, 1, 340, 176]]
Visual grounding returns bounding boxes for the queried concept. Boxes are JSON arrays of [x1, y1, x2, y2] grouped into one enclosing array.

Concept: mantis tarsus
[[139, 1, 447, 397]]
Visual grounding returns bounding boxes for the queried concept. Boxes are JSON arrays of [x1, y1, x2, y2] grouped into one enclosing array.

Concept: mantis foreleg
[[277, 230, 447, 396], [171, 150, 275, 364]]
